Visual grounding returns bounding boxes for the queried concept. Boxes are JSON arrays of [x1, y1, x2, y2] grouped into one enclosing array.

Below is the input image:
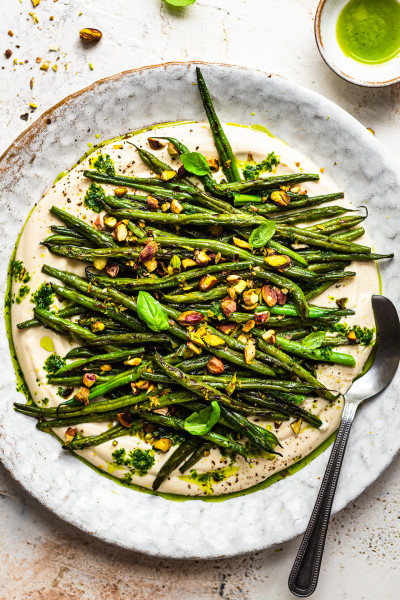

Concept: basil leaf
[[166, 0, 196, 6], [180, 152, 211, 176], [184, 401, 220, 435], [302, 331, 326, 349], [137, 291, 170, 333], [249, 222, 276, 249]]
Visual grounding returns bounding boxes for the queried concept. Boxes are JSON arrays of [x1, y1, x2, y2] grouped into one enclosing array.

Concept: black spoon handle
[[288, 400, 357, 597]]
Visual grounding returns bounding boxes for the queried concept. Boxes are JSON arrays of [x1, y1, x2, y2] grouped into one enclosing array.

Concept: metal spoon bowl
[[289, 295, 400, 597]]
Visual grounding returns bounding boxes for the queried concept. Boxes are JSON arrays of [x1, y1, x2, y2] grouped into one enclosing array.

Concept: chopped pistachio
[[291, 418, 302, 435], [170, 199, 183, 214], [161, 170, 176, 181], [233, 236, 251, 250], [93, 257, 107, 270], [154, 438, 173, 452], [124, 357, 142, 367]]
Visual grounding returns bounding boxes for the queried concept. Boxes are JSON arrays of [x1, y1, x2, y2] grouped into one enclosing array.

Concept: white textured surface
[[0, 0, 400, 597]]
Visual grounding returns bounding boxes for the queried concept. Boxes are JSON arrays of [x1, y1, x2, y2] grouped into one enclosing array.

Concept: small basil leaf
[[137, 291, 170, 333], [166, 0, 196, 6], [249, 221, 276, 249], [180, 152, 211, 176], [302, 331, 326, 349], [184, 401, 220, 435]]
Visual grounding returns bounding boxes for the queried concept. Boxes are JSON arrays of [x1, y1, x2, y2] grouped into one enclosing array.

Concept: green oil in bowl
[[336, 0, 400, 65]]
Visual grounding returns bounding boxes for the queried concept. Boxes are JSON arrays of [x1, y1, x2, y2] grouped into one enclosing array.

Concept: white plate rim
[[0, 61, 399, 559]]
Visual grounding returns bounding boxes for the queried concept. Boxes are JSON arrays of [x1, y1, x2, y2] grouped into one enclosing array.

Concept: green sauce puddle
[[337, 0, 400, 65], [5, 120, 377, 502]]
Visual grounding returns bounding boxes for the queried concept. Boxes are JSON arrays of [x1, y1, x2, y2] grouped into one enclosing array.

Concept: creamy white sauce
[[10, 123, 379, 496]]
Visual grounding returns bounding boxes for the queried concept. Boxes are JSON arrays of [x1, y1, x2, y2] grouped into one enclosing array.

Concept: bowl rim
[[314, 0, 400, 88]]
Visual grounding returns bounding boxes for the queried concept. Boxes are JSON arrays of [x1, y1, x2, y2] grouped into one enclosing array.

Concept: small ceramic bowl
[[315, 0, 400, 87]]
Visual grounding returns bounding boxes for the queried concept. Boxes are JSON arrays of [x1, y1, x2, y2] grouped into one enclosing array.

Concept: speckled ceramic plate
[[0, 62, 399, 559]]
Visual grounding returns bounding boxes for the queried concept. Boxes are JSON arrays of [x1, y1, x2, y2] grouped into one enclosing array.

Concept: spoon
[[288, 295, 400, 597]]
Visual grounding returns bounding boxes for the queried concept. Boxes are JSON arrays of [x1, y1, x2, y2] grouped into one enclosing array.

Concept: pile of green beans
[[14, 68, 393, 492]]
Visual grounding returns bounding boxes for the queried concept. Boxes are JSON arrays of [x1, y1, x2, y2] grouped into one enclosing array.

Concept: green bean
[[34, 307, 99, 343], [132, 143, 176, 176], [163, 286, 227, 304], [267, 304, 354, 318], [14, 390, 191, 419], [152, 136, 189, 155], [268, 239, 308, 267], [282, 265, 318, 282], [236, 394, 322, 428], [65, 346, 98, 359], [188, 375, 317, 394], [299, 250, 393, 263], [43, 234, 94, 246], [50, 225, 87, 238], [305, 215, 366, 234], [312, 270, 356, 283], [253, 193, 345, 215], [36, 410, 123, 429], [152, 439, 199, 491], [275, 335, 355, 367], [272, 205, 349, 224], [107, 208, 266, 227], [231, 314, 340, 328], [84, 169, 193, 194], [175, 356, 211, 373], [234, 194, 273, 207], [280, 327, 311, 340], [216, 174, 320, 194], [17, 305, 83, 330], [54, 348, 145, 376], [50, 282, 146, 333], [179, 441, 213, 473], [87, 332, 170, 347], [256, 339, 336, 401], [331, 227, 365, 242], [65, 424, 131, 449], [50, 206, 117, 247], [196, 67, 242, 182], [307, 261, 351, 273], [275, 224, 371, 255]]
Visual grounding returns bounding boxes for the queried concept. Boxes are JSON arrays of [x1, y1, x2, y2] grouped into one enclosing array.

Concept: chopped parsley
[[112, 447, 155, 476], [84, 182, 105, 213], [43, 354, 66, 375], [129, 449, 155, 474], [31, 282, 54, 310], [93, 153, 115, 176], [15, 285, 30, 304], [12, 260, 31, 283], [121, 472, 133, 484], [242, 152, 280, 181], [334, 324, 375, 346]]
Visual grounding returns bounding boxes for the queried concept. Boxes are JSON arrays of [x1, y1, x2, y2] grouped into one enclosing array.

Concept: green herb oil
[[336, 0, 400, 65]]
